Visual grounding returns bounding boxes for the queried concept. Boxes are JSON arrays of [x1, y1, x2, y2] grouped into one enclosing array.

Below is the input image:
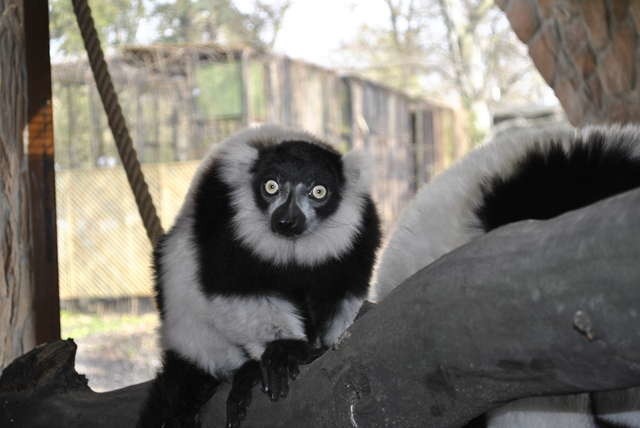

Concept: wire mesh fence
[[57, 161, 198, 299]]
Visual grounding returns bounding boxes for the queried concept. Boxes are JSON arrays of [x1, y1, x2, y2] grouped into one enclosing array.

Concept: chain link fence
[[57, 161, 198, 299]]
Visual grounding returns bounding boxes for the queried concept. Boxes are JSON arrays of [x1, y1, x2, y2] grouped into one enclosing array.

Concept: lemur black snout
[[272, 211, 306, 236], [271, 196, 306, 237]]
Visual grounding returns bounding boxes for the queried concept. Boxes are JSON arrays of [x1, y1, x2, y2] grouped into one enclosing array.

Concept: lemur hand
[[260, 339, 310, 401]]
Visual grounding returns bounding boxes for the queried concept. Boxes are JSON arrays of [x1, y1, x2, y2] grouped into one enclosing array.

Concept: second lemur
[[375, 124, 640, 427], [138, 125, 382, 428]]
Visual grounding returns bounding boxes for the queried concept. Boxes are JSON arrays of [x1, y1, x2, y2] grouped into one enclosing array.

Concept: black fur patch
[[192, 158, 381, 343], [462, 413, 487, 428], [137, 350, 220, 428], [476, 132, 640, 232]]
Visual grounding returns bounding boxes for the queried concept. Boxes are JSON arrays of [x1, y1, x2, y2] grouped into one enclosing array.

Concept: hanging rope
[[71, 0, 164, 246]]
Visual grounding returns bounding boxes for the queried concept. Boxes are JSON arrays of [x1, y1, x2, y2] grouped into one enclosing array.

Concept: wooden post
[[23, 0, 61, 344], [0, 0, 36, 368]]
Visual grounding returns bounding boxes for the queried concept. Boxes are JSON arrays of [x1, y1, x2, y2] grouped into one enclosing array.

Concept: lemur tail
[[475, 138, 640, 232], [137, 350, 221, 428]]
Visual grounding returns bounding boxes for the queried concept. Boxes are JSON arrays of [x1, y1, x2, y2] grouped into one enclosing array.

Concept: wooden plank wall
[[347, 77, 415, 230]]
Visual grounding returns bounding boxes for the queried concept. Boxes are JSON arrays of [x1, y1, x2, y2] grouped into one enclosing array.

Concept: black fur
[[152, 233, 168, 320], [226, 360, 262, 428], [476, 132, 640, 232], [226, 341, 326, 428], [138, 351, 220, 428]]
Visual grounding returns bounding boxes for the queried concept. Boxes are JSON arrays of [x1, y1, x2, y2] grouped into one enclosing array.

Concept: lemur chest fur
[[197, 246, 353, 345]]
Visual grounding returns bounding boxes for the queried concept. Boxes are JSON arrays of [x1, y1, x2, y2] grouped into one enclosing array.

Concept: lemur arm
[[254, 293, 366, 408], [225, 339, 312, 428], [224, 293, 367, 428]]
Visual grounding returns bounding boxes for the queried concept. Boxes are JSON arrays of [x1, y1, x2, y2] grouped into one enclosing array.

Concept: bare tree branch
[[435, 0, 472, 102], [383, 0, 403, 48]]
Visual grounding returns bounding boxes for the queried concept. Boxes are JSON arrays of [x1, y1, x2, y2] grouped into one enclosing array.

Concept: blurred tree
[[340, 0, 552, 144], [151, 0, 223, 44], [50, 0, 145, 55], [248, 1, 292, 49], [150, 0, 291, 50], [50, 0, 291, 54]]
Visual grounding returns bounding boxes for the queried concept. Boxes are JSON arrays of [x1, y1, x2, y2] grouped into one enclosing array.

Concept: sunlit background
[[49, 0, 563, 391]]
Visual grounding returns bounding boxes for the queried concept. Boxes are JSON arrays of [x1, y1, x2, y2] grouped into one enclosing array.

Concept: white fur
[[158, 203, 306, 376], [488, 395, 597, 428], [374, 123, 640, 427], [211, 124, 372, 266], [322, 295, 364, 347]]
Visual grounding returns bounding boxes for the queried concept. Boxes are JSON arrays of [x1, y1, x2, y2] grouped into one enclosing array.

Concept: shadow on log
[[2, 187, 640, 427]]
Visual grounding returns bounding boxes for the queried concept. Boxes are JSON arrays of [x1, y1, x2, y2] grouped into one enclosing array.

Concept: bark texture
[[498, 0, 640, 126], [1, 186, 640, 427], [0, 0, 36, 369]]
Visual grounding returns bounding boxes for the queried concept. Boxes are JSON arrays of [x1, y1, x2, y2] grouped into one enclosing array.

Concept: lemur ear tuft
[[342, 149, 373, 193]]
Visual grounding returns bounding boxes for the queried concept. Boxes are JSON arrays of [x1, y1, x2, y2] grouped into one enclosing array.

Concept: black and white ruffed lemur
[[137, 125, 381, 428], [375, 124, 640, 428]]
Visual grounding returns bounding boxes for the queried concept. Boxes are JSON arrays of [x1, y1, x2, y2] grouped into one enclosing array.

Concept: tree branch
[[435, 0, 473, 101], [2, 187, 640, 427]]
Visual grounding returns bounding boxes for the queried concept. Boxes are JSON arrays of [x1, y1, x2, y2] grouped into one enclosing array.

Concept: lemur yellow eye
[[264, 179, 279, 195], [310, 185, 327, 200]]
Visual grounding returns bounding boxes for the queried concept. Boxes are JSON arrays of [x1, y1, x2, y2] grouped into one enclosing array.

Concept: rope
[[71, 0, 164, 246]]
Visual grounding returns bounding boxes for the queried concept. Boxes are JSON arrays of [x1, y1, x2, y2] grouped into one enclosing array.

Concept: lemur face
[[251, 140, 345, 238]]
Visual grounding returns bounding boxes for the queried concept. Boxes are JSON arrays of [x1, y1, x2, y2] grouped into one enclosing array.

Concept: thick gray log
[[2, 187, 640, 428]]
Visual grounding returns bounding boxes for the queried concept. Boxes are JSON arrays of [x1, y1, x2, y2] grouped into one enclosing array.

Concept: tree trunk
[[0, 0, 36, 369], [498, 0, 640, 126], [2, 186, 640, 427]]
